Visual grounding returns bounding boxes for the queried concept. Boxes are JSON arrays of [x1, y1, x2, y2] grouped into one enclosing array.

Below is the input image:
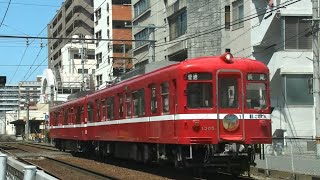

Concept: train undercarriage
[[54, 139, 257, 176]]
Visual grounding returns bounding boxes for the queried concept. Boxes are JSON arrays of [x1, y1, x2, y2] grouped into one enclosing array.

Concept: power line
[[0, 0, 11, 27], [155, 0, 299, 48]]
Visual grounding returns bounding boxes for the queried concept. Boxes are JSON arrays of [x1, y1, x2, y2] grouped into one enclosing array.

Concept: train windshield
[[246, 83, 267, 109], [187, 83, 213, 108]]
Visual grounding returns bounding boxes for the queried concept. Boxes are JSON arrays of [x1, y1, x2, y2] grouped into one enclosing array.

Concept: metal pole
[[81, 40, 85, 91], [23, 165, 36, 180], [312, 0, 320, 158], [4, 111, 6, 135], [25, 93, 30, 141], [148, 24, 156, 64], [123, 43, 126, 73], [0, 154, 7, 180]]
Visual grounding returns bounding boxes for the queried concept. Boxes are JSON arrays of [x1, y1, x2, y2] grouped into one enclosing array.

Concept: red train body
[[49, 53, 271, 175]]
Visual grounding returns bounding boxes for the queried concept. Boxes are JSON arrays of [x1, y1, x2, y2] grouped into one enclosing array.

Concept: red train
[[49, 52, 271, 175]]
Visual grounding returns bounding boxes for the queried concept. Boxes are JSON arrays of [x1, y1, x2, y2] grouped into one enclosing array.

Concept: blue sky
[[0, 0, 64, 84]]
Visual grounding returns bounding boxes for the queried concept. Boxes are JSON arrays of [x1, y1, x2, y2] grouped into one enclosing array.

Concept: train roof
[[50, 53, 268, 110]]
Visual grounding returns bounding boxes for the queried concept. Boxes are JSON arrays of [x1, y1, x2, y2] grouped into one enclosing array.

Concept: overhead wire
[[0, 0, 11, 27]]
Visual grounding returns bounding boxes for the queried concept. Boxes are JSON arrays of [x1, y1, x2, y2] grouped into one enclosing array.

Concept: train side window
[[187, 83, 213, 108], [118, 94, 124, 118], [161, 82, 170, 114], [63, 109, 68, 125], [69, 108, 73, 124], [126, 93, 132, 118], [149, 84, 157, 114], [80, 106, 84, 123], [87, 103, 94, 122], [218, 78, 239, 108], [107, 97, 114, 120], [96, 99, 101, 121], [101, 100, 106, 121], [132, 89, 145, 117], [54, 112, 59, 125], [76, 106, 81, 124]]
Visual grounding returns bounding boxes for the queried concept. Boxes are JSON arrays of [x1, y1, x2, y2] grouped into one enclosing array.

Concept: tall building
[[219, 0, 313, 138], [94, 0, 133, 89], [47, 0, 95, 94], [131, 0, 221, 68], [0, 85, 19, 134], [18, 76, 42, 110]]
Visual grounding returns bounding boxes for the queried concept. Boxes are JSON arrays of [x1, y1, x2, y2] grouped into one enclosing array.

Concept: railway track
[[0, 143, 117, 180], [0, 142, 263, 180]]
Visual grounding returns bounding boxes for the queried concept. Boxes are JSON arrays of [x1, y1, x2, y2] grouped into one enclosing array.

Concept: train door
[[216, 70, 245, 142]]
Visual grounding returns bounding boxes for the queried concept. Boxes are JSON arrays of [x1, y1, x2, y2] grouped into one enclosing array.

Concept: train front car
[[175, 53, 271, 175]]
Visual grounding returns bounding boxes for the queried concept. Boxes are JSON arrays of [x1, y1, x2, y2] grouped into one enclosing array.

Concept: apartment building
[[18, 76, 42, 110], [94, 0, 133, 89], [0, 85, 19, 134], [47, 0, 95, 94], [219, 0, 313, 138], [131, 0, 221, 67]]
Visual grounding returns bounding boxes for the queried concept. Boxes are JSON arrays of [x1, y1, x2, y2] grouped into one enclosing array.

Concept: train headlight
[[220, 52, 233, 63], [222, 114, 239, 131]]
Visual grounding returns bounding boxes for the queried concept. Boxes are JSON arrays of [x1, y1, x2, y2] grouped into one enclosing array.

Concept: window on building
[[285, 16, 312, 49], [95, 8, 101, 21], [96, 75, 102, 86], [112, 0, 131, 5], [135, 28, 148, 48], [285, 74, 313, 105], [87, 54, 95, 59], [169, 10, 187, 40], [113, 20, 131, 29], [132, 89, 145, 117], [232, 0, 244, 30], [95, 30, 102, 41], [78, 69, 88, 74], [134, 0, 150, 18], [161, 82, 170, 113], [150, 84, 157, 114], [96, 52, 102, 64], [225, 6, 230, 30]]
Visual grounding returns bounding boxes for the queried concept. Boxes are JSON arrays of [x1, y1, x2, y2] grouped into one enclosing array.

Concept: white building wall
[[61, 42, 96, 89], [132, 0, 167, 65], [95, 0, 114, 89], [251, 0, 313, 138], [221, 0, 252, 57]]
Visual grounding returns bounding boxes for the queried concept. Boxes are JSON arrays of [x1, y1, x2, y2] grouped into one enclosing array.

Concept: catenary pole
[[312, 0, 320, 158]]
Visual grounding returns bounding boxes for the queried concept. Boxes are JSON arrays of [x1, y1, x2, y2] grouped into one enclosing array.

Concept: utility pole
[[148, 24, 156, 64], [312, 0, 320, 158], [81, 40, 85, 91], [125, 23, 165, 64], [122, 43, 126, 73], [25, 93, 30, 141]]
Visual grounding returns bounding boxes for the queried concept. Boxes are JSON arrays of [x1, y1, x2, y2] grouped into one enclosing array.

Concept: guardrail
[[0, 154, 58, 180]]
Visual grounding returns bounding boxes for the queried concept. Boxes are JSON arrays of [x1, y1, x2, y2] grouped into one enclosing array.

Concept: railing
[[0, 154, 57, 180], [255, 137, 320, 177]]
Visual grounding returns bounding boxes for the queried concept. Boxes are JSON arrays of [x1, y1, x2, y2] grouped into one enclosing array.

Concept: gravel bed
[[55, 156, 187, 180], [28, 157, 102, 180]]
